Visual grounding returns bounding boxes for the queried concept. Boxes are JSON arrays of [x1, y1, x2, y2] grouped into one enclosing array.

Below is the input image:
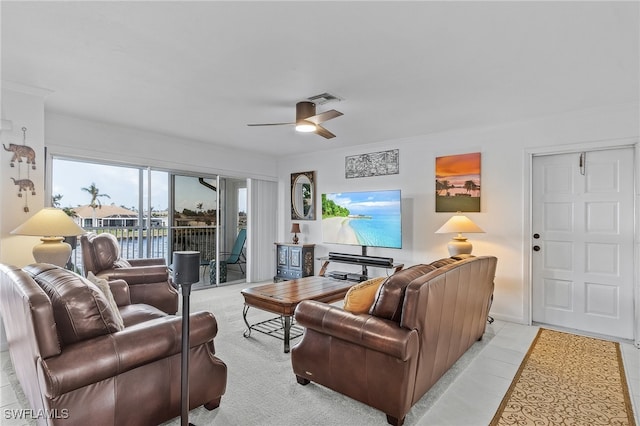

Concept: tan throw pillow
[[87, 271, 125, 329], [343, 276, 386, 314]]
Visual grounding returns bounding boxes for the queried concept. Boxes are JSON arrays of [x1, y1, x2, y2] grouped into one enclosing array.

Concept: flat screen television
[[321, 189, 402, 249]]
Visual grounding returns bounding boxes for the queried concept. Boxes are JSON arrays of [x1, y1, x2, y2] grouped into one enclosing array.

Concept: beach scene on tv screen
[[321, 190, 402, 249]]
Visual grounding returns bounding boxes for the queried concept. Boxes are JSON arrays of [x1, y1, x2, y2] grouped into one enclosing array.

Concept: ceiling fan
[[247, 101, 343, 139]]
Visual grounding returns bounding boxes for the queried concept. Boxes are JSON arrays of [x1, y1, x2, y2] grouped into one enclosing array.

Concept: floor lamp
[[172, 251, 200, 426]]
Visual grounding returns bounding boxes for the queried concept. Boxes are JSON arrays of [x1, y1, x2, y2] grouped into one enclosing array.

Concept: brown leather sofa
[[0, 263, 227, 426], [291, 255, 497, 426], [80, 232, 179, 314]]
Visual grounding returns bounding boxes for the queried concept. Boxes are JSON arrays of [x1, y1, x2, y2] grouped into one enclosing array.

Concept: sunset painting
[[435, 152, 481, 212]]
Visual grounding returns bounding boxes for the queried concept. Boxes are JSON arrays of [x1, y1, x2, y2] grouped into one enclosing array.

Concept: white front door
[[532, 147, 634, 339]]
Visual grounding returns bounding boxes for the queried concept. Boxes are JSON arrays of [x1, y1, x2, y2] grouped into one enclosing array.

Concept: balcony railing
[[69, 226, 217, 275]]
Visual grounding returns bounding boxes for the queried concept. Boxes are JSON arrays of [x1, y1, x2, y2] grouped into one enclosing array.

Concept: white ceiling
[[2, 1, 638, 156]]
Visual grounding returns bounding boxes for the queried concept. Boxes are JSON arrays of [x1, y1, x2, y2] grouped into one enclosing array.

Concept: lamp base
[[447, 237, 473, 256], [32, 237, 71, 267], [292, 234, 299, 244]]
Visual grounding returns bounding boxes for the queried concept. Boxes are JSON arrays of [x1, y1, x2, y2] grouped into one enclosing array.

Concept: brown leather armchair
[[291, 256, 497, 426], [80, 232, 178, 314], [0, 263, 227, 426]]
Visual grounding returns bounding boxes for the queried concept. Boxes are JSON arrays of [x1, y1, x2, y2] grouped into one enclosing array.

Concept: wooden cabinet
[[274, 243, 315, 281]]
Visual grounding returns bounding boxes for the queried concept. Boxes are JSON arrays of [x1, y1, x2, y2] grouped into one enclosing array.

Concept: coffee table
[[241, 276, 355, 353]]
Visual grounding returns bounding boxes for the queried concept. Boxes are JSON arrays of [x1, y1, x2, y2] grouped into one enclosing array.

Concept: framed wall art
[[291, 171, 315, 220], [345, 149, 399, 179], [435, 152, 481, 212]]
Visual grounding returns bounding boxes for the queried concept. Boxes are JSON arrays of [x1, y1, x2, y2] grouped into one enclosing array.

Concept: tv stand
[[318, 254, 403, 279]]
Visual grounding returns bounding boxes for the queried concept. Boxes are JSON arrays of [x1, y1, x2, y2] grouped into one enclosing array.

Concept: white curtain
[[246, 178, 277, 283]]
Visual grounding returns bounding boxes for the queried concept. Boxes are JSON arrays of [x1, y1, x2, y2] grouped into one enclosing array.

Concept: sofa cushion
[[428, 257, 458, 268], [369, 264, 437, 322], [429, 255, 473, 269], [87, 271, 125, 329], [25, 264, 124, 346], [343, 276, 386, 314]]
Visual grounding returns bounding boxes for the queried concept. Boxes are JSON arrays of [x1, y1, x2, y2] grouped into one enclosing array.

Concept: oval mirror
[[291, 171, 315, 220]]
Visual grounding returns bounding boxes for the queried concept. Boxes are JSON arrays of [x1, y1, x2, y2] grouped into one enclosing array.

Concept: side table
[[274, 242, 314, 282]]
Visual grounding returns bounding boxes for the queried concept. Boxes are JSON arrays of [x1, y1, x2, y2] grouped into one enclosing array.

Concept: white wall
[[0, 83, 50, 351], [1, 84, 49, 268], [277, 102, 640, 324], [45, 112, 278, 182]]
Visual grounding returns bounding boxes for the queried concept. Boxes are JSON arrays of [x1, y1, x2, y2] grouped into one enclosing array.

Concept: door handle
[[533, 245, 541, 252], [533, 233, 540, 239]]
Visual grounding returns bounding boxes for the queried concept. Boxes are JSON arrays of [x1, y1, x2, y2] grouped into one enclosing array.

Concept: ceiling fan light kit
[[248, 98, 343, 139], [295, 120, 316, 133]]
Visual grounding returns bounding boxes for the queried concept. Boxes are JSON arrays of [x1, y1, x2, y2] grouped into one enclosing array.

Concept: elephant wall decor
[[4, 143, 36, 169], [4, 127, 37, 212], [11, 177, 36, 197]]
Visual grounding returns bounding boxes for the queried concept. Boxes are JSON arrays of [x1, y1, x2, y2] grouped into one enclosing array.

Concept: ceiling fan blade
[[306, 109, 343, 125], [247, 122, 294, 127], [315, 125, 336, 139]]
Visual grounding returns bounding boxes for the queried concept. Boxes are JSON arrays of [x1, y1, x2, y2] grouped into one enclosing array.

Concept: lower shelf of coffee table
[[245, 316, 305, 342]]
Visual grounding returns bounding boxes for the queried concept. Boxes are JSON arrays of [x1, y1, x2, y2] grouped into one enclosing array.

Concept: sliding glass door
[[170, 173, 247, 285], [51, 157, 248, 284], [51, 158, 169, 272]]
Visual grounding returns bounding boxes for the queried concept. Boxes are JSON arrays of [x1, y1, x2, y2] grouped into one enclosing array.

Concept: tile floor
[[1, 320, 638, 426], [415, 321, 640, 425]]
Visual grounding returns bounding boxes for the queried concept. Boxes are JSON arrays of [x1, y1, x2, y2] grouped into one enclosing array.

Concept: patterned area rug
[[490, 328, 636, 425]]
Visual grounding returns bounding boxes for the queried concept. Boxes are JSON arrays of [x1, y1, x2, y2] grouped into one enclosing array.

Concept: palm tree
[[464, 180, 480, 195], [436, 180, 453, 196], [81, 182, 110, 227], [52, 193, 63, 208]]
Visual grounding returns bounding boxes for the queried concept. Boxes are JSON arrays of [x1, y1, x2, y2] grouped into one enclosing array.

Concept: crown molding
[[1, 81, 53, 98]]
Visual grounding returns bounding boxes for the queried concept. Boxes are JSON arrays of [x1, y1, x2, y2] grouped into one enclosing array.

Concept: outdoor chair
[[223, 228, 247, 274], [208, 229, 247, 284]]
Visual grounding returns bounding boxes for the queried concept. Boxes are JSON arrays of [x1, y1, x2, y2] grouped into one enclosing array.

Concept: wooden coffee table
[[241, 276, 355, 353]]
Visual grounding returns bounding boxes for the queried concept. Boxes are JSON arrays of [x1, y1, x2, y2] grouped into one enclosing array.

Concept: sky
[[435, 152, 481, 195], [325, 190, 401, 216], [51, 158, 241, 213]]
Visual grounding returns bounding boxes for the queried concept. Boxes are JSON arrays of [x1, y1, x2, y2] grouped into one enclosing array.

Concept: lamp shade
[[11, 208, 85, 237], [435, 213, 484, 256], [11, 208, 86, 267], [435, 214, 484, 234]]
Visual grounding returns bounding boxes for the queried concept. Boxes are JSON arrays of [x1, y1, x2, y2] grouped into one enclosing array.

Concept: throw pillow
[[87, 271, 125, 329], [369, 264, 437, 322], [25, 264, 124, 346], [343, 276, 386, 314]]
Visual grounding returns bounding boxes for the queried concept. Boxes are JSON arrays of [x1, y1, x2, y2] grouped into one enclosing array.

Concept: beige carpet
[[490, 328, 636, 426]]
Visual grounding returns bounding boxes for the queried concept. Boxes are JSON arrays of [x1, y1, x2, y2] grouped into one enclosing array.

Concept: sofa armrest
[[294, 300, 418, 361], [97, 265, 169, 284], [108, 279, 131, 307], [128, 258, 166, 267], [38, 311, 217, 397]]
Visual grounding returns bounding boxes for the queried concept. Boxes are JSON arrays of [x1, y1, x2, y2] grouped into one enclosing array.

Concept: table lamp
[[435, 213, 484, 256], [11, 207, 86, 267], [290, 223, 301, 244]]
